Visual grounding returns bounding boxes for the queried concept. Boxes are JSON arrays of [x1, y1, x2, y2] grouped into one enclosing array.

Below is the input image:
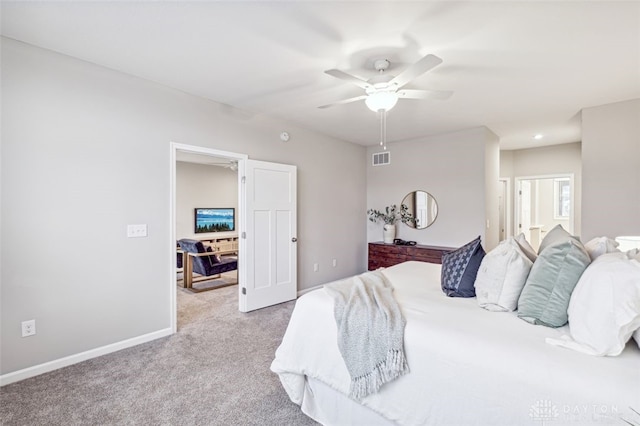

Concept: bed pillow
[[632, 254, 640, 349], [584, 236, 620, 261], [546, 253, 640, 356], [475, 237, 534, 312], [517, 231, 591, 327], [441, 236, 485, 298], [537, 224, 579, 254], [627, 248, 640, 262], [515, 233, 537, 263]]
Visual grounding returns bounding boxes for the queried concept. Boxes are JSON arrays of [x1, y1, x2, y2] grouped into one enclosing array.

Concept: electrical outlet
[[313, 263, 319, 272], [127, 224, 148, 238], [332, 259, 337, 267], [22, 319, 36, 337]]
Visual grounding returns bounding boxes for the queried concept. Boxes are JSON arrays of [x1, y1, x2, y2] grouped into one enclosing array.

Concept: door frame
[[169, 142, 248, 333], [514, 173, 575, 239], [498, 177, 511, 241]]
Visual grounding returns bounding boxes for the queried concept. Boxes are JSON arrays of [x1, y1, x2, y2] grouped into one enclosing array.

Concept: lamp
[[365, 91, 399, 112], [365, 87, 399, 151]]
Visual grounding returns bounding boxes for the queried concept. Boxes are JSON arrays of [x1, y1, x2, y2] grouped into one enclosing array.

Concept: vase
[[383, 224, 396, 244]]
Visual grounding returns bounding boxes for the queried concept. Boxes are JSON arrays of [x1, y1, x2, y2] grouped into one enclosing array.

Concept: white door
[[415, 191, 428, 228], [519, 180, 532, 241], [240, 159, 297, 312]]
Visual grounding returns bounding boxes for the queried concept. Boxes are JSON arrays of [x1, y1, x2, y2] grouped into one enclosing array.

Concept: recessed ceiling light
[[533, 134, 544, 140]]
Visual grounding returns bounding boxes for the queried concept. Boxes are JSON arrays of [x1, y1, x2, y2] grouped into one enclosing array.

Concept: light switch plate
[[127, 224, 148, 238]]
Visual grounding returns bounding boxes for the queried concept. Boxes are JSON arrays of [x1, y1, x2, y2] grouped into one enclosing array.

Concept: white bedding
[[271, 261, 640, 425]]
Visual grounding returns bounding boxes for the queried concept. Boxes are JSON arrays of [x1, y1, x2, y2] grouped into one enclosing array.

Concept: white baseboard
[[297, 284, 323, 297], [0, 327, 173, 386]]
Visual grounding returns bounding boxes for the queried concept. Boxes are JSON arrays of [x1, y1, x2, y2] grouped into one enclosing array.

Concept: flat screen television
[[194, 208, 235, 234]]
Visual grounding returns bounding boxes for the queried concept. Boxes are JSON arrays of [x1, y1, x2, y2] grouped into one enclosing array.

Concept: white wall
[[0, 38, 366, 377], [367, 127, 499, 250], [500, 142, 582, 237], [582, 98, 640, 240], [176, 162, 238, 240]]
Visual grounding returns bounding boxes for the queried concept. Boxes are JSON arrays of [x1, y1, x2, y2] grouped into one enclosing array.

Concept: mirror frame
[[401, 190, 438, 230]]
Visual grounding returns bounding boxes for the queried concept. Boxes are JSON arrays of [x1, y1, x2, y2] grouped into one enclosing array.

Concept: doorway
[[169, 143, 298, 332], [514, 174, 574, 251], [176, 155, 239, 287], [169, 143, 247, 333]]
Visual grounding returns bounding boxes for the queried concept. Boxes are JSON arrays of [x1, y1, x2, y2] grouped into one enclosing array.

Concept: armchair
[[177, 239, 238, 291]]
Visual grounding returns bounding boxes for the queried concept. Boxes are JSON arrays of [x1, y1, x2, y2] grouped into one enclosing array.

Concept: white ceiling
[[2, 1, 639, 150]]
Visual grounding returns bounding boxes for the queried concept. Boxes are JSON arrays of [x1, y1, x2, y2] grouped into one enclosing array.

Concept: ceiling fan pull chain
[[379, 111, 384, 146], [383, 110, 387, 150]]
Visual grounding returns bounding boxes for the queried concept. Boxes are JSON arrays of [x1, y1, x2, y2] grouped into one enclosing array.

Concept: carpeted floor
[[176, 256, 240, 292], [0, 280, 318, 425]]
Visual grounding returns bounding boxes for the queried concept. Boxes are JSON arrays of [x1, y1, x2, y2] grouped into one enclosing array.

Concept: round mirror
[[401, 191, 438, 229]]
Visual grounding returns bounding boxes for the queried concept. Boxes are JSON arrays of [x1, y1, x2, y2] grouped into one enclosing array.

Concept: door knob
[[292, 237, 298, 242]]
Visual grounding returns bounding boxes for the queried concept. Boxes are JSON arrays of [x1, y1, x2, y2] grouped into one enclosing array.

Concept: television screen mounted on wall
[[194, 208, 235, 233]]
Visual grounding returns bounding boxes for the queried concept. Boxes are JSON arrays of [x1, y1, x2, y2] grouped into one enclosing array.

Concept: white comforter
[[271, 261, 640, 425]]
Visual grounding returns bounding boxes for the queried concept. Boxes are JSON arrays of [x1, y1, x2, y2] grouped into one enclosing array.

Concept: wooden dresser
[[368, 242, 454, 270]]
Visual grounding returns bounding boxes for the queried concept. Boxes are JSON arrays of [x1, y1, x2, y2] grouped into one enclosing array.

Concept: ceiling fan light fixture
[[365, 91, 399, 112]]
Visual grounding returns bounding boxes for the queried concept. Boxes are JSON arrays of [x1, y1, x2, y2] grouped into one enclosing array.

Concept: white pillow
[[547, 252, 640, 356], [583, 236, 620, 261], [632, 254, 640, 350], [627, 248, 640, 262], [475, 237, 534, 312], [515, 233, 537, 262]]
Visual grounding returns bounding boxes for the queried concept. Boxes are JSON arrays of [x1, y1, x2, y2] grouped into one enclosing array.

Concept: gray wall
[[176, 162, 238, 240], [366, 127, 500, 250], [582, 98, 640, 240], [500, 142, 582, 236], [0, 38, 366, 376], [484, 129, 500, 250]]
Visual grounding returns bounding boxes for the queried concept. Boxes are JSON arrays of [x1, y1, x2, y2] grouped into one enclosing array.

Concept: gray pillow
[[517, 232, 591, 327], [537, 224, 580, 254]]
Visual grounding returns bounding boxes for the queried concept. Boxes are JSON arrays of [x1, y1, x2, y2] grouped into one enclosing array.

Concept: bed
[[271, 261, 640, 426]]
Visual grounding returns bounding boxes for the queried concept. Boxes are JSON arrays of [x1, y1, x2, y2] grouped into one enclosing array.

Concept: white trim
[[0, 328, 173, 386], [297, 283, 323, 297], [170, 142, 248, 329], [169, 145, 178, 334], [498, 178, 512, 240]]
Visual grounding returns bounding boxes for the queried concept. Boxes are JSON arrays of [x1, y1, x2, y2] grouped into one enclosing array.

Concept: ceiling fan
[[209, 160, 238, 172], [319, 54, 452, 111]]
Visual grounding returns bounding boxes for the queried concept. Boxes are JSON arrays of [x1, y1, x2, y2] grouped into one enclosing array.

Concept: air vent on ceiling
[[372, 151, 390, 166]]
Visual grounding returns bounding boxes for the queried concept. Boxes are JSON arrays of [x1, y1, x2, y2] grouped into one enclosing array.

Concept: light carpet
[[0, 283, 318, 425], [177, 268, 239, 292]]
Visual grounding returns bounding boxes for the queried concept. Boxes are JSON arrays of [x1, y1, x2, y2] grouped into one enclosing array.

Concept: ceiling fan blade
[[397, 89, 453, 100], [318, 95, 367, 109], [324, 69, 370, 89], [389, 54, 443, 89]]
